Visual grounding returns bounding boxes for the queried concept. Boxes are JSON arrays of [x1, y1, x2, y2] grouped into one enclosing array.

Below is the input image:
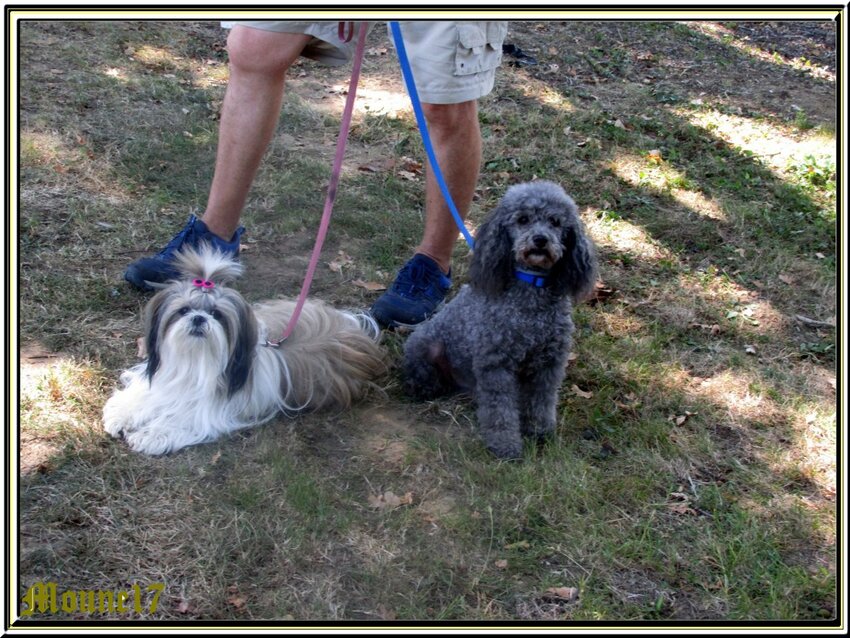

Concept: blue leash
[[389, 21, 475, 249]]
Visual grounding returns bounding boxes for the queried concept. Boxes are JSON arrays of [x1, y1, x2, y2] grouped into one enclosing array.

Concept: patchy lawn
[[15, 17, 837, 625]]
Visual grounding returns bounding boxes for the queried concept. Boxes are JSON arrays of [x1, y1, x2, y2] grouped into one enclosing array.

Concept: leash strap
[[338, 21, 355, 43], [389, 21, 475, 249], [265, 21, 369, 347]]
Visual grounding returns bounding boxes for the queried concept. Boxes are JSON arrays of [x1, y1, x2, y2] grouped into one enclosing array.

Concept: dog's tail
[[172, 243, 244, 285], [256, 300, 387, 413]]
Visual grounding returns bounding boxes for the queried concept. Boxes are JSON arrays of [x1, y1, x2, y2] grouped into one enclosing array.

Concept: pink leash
[[265, 21, 368, 347]]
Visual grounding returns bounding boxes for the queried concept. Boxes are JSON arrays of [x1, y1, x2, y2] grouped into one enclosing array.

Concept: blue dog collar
[[514, 270, 549, 288]]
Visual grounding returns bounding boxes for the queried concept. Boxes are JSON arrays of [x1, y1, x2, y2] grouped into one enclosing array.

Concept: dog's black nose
[[191, 315, 207, 327], [533, 235, 548, 248]]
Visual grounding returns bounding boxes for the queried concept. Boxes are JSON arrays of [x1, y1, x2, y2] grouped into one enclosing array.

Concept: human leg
[[201, 26, 312, 240], [371, 21, 506, 327], [124, 23, 361, 291], [416, 99, 481, 274], [124, 26, 310, 290], [369, 101, 481, 328]]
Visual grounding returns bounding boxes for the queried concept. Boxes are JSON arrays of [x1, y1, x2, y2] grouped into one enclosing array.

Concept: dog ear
[[469, 211, 513, 296], [550, 223, 598, 301], [142, 291, 169, 383], [224, 297, 257, 397]]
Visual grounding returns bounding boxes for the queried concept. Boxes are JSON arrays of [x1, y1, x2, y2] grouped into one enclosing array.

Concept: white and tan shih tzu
[[103, 245, 386, 455]]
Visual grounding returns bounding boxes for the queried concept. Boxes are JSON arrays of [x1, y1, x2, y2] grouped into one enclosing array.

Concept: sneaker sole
[[370, 300, 446, 331]]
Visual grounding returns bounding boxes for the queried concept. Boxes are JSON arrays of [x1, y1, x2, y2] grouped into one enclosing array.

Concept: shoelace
[[155, 216, 196, 258], [394, 260, 441, 297]]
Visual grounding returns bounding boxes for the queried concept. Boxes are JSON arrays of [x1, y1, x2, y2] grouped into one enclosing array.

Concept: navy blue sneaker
[[370, 254, 451, 328], [124, 215, 245, 291]]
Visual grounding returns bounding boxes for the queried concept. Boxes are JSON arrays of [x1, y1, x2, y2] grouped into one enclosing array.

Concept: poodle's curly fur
[[403, 181, 598, 459]]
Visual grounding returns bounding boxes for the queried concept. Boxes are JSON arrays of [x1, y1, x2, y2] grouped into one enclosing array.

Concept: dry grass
[[14, 17, 838, 627]]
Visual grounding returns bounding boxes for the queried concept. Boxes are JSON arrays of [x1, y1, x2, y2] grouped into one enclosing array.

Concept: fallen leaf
[[504, 540, 530, 550], [778, 273, 795, 285], [647, 149, 663, 164], [398, 170, 418, 181], [401, 158, 423, 174], [668, 502, 698, 516], [545, 587, 579, 601], [368, 491, 414, 510], [744, 344, 757, 355], [587, 281, 615, 305], [668, 411, 696, 426], [614, 398, 639, 413], [176, 600, 191, 614], [571, 384, 593, 399], [211, 450, 222, 465], [494, 559, 509, 569], [227, 595, 246, 610], [353, 279, 386, 292], [136, 337, 147, 358], [226, 585, 246, 610], [328, 251, 354, 273]]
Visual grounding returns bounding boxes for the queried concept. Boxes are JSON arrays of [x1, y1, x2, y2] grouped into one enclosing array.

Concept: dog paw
[[103, 420, 122, 438], [521, 421, 556, 443], [123, 429, 178, 456], [103, 414, 132, 438], [484, 433, 524, 461]]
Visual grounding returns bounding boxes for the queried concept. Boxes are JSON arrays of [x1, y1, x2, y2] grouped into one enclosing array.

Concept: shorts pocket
[[454, 22, 507, 76]]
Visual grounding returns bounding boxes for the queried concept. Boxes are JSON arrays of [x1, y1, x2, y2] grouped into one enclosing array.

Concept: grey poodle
[[402, 181, 598, 459]]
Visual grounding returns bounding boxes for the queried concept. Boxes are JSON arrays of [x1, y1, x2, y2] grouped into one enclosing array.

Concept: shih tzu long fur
[[403, 181, 597, 459], [103, 245, 385, 455]]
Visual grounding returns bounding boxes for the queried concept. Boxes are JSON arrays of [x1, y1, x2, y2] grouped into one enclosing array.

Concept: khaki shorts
[[220, 20, 507, 104]]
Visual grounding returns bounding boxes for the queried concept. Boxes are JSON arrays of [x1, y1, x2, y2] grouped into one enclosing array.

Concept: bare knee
[[421, 100, 479, 135], [226, 26, 311, 77]]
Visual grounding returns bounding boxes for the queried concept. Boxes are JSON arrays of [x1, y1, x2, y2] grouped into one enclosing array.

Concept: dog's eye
[[210, 309, 223, 321], [517, 214, 530, 225], [178, 307, 191, 316], [549, 216, 561, 228]]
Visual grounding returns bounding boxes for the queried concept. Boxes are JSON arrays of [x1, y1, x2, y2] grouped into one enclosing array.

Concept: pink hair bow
[[192, 278, 214, 292]]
